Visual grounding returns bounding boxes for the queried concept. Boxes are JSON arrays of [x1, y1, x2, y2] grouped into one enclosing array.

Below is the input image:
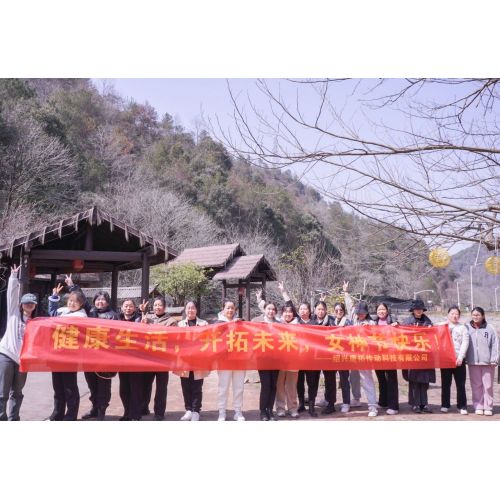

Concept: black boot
[[82, 407, 98, 419], [96, 407, 106, 421], [309, 399, 318, 417], [298, 396, 306, 413], [322, 403, 336, 415]]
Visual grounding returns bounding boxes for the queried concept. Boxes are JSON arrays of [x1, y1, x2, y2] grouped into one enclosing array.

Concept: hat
[[409, 299, 426, 312], [354, 301, 370, 315], [21, 293, 38, 305]]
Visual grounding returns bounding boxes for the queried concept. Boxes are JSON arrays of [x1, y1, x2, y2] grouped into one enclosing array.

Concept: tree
[[151, 262, 211, 306], [0, 103, 77, 236], [218, 78, 500, 251]]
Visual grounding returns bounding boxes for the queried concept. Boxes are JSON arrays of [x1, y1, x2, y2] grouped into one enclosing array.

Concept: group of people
[[0, 268, 498, 421]]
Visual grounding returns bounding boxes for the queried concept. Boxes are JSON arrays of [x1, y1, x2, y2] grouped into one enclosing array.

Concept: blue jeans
[[0, 353, 28, 421]]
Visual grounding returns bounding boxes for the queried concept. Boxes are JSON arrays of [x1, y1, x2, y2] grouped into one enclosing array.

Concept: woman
[[81, 290, 120, 421], [317, 301, 351, 414], [465, 307, 498, 416], [216, 299, 246, 421], [140, 296, 178, 421], [253, 302, 280, 421], [297, 302, 320, 417], [440, 306, 469, 415], [0, 265, 37, 421], [48, 278, 87, 421], [275, 303, 300, 418], [347, 299, 379, 417], [118, 299, 143, 421], [373, 302, 400, 415], [402, 299, 434, 413], [174, 301, 209, 422]]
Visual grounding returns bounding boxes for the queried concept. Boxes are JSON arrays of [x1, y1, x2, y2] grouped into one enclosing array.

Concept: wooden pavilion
[[0, 206, 176, 333], [170, 243, 276, 320]]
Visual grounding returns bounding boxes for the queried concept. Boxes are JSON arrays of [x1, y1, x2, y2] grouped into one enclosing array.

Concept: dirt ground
[[16, 367, 500, 421]]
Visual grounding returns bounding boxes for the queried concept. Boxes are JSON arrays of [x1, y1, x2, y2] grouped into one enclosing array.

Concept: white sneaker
[[191, 411, 200, 421], [233, 411, 245, 421], [459, 408, 468, 415], [340, 404, 350, 413], [368, 406, 378, 417], [475, 409, 484, 415], [180, 410, 192, 421], [386, 408, 399, 415], [317, 399, 328, 408], [276, 409, 286, 417], [350, 398, 362, 408], [290, 411, 300, 418], [218, 410, 226, 421], [440, 407, 449, 413], [484, 410, 493, 416]]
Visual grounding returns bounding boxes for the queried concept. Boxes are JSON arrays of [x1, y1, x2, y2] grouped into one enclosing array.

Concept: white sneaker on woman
[[218, 410, 226, 421], [484, 410, 493, 416], [180, 410, 192, 421], [191, 411, 200, 421], [233, 411, 245, 421], [368, 406, 378, 417], [340, 404, 350, 413], [475, 409, 484, 415], [386, 408, 399, 415], [459, 408, 468, 415]]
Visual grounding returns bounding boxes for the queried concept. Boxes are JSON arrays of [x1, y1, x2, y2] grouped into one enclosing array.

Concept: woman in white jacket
[[216, 300, 246, 421], [0, 265, 37, 421], [440, 306, 469, 415], [174, 301, 209, 421]]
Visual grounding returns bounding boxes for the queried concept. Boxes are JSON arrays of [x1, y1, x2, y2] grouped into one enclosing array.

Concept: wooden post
[[222, 280, 227, 305], [238, 279, 243, 320], [245, 281, 251, 321], [85, 224, 93, 251], [111, 266, 118, 311], [141, 252, 149, 302], [197, 295, 202, 316]]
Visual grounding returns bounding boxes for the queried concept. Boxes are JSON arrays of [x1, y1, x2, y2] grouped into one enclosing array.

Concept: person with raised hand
[[0, 265, 37, 421], [47, 274, 87, 421]]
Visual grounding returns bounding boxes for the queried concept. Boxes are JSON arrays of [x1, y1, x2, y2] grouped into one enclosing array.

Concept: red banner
[[20, 317, 456, 372]]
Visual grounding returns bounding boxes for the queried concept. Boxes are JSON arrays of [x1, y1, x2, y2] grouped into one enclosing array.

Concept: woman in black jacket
[[402, 299, 434, 413], [117, 299, 143, 421], [81, 290, 120, 421], [373, 302, 400, 415]]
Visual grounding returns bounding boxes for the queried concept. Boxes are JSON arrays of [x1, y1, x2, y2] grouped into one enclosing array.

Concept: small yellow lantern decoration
[[484, 256, 500, 275], [428, 247, 451, 268]]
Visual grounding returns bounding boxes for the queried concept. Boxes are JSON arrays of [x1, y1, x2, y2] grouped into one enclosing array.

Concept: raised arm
[[7, 265, 21, 318], [342, 281, 354, 318]]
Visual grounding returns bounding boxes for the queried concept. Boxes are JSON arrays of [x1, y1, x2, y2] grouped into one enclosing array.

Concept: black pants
[[304, 370, 320, 401], [119, 372, 144, 420], [51, 372, 80, 420], [180, 373, 204, 413], [84, 372, 112, 410], [375, 369, 399, 410], [324, 370, 350, 405], [409, 381, 429, 407], [297, 370, 306, 402], [258, 370, 279, 412], [143, 372, 169, 417], [440, 364, 467, 410]]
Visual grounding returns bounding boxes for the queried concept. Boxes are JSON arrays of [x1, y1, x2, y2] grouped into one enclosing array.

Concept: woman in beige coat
[[174, 301, 209, 421]]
